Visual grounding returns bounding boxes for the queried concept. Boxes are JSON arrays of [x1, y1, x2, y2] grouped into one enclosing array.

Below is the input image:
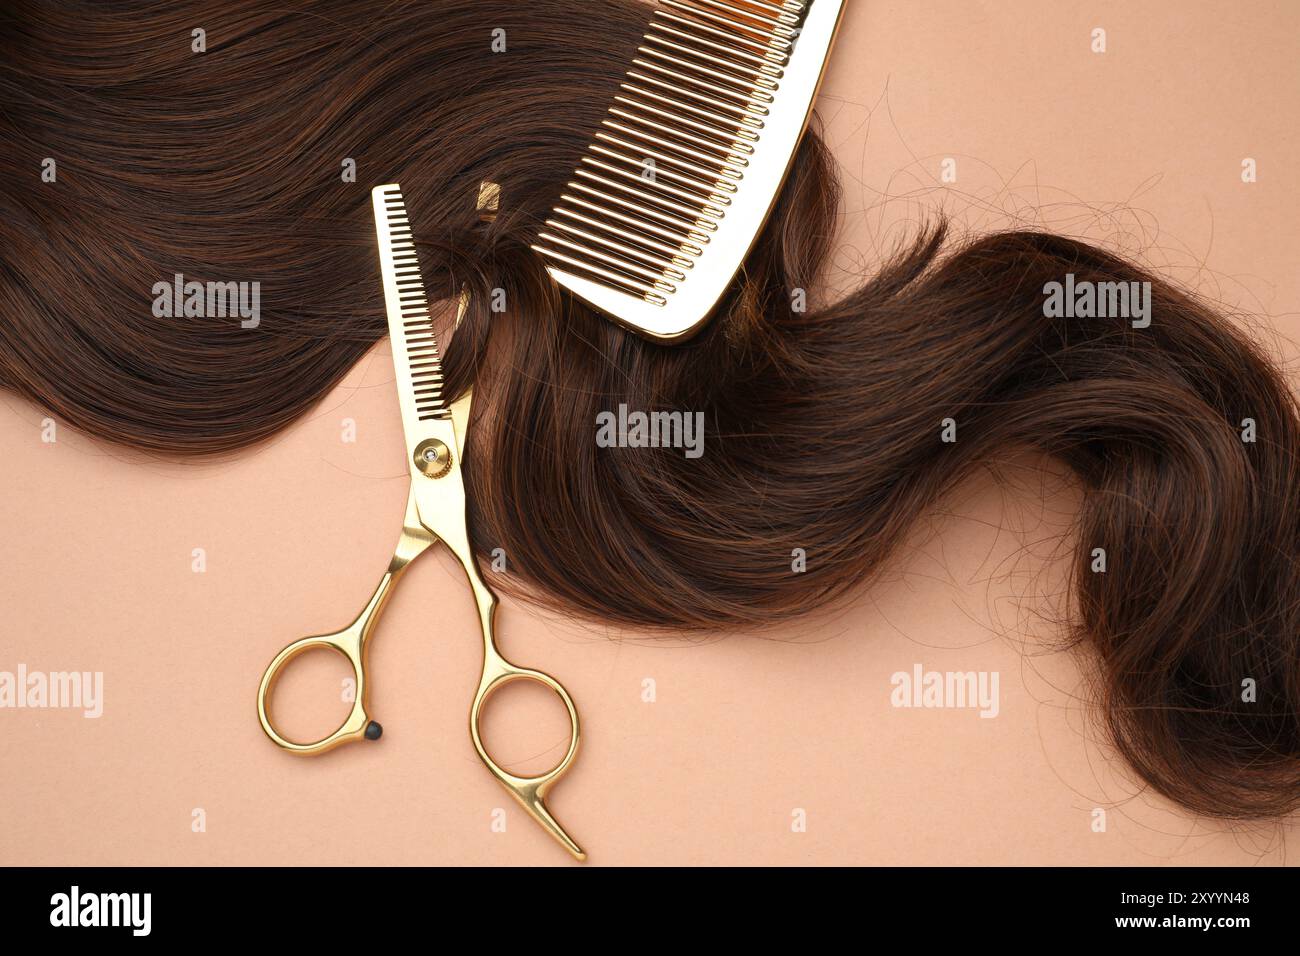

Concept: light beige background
[[2, 0, 1297, 865]]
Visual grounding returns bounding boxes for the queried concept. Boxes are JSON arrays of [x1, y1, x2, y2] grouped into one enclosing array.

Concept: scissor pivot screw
[[414, 439, 452, 478]]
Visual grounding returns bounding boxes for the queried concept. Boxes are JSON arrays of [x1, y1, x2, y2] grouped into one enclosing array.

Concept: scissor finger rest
[[470, 658, 584, 861]]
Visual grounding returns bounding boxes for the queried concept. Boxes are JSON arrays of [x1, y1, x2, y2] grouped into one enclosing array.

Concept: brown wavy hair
[[2, 0, 1298, 820]]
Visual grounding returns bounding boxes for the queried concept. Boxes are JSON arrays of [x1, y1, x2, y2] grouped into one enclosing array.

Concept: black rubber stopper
[[364, 720, 383, 740]]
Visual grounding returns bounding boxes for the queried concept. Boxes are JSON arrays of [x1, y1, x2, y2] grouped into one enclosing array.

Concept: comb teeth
[[373, 184, 450, 422], [533, 0, 844, 343]]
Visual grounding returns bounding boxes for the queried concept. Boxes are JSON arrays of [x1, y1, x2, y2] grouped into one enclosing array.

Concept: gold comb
[[533, 0, 846, 342]]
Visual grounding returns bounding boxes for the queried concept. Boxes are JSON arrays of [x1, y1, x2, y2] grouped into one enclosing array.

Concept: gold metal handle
[[452, 548, 584, 860], [424, 387, 587, 860], [257, 490, 436, 756], [256, 571, 393, 756], [470, 651, 585, 861]]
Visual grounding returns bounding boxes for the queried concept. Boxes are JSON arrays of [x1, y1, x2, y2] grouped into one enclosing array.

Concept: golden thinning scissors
[[256, 182, 585, 861]]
